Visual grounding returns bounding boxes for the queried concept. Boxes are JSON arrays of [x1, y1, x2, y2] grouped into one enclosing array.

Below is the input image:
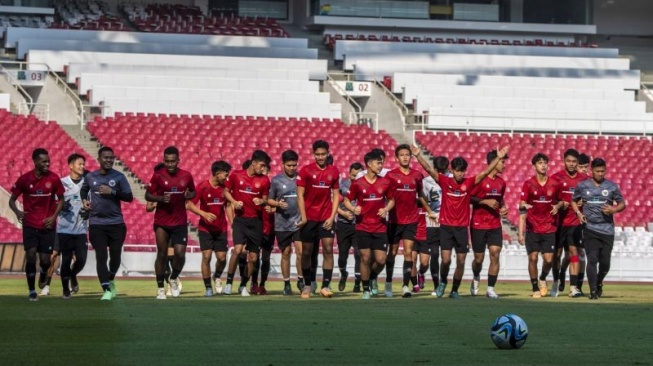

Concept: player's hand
[[97, 184, 113, 195], [518, 233, 525, 245], [602, 205, 616, 215], [232, 201, 243, 210], [578, 213, 587, 224], [497, 145, 510, 159], [410, 145, 421, 157], [296, 218, 307, 229], [14, 210, 24, 223], [162, 192, 171, 203], [353, 206, 362, 215], [521, 203, 533, 210], [43, 215, 56, 229], [253, 197, 265, 206], [577, 199, 584, 208], [202, 212, 217, 222], [427, 212, 439, 226], [561, 201, 570, 210], [343, 211, 354, 221], [264, 205, 274, 213], [377, 208, 388, 217], [82, 200, 91, 210], [322, 218, 334, 231], [277, 199, 288, 210], [550, 204, 559, 216], [499, 206, 508, 217], [482, 199, 500, 210], [184, 189, 193, 199]]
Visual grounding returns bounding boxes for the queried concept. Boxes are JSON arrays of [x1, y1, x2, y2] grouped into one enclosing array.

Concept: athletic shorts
[[154, 224, 188, 245], [89, 224, 127, 251], [57, 233, 87, 254], [276, 230, 300, 251], [300, 220, 335, 243], [387, 223, 417, 244], [336, 222, 357, 250], [525, 232, 556, 254], [23, 226, 56, 254], [232, 216, 263, 252], [557, 225, 584, 250], [416, 227, 440, 255], [198, 230, 228, 252], [261, 232, 276, 252], [356, 231, 388, 251], [582, 229, 614, 252], [470, 227, 503, 253], [439, 225, 469, 253]]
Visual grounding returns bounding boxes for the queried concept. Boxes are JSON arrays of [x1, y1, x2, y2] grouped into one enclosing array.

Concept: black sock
[[322, 269, 333, 289], [203, 277, 211, 289], [552, 266, 559, 281], [419, 265, 428, 275], [239, 276, 250, 289], [385, 257, 395, 282], [339, 267, 347, 276], [226, 272, 235, 285], [156, 274, 165, 288], [559, 269, 566, 285], [402, 261, 412, 286], [370, 271, 378, 280], [214, 269, 223, 279], [238, 256, 247, 278], [472, 265, 481, 278], [26, 263, 37, 291], [410, 276, 418, 286], [539, 272, 548, 281], [109, 271, 116, 281], [451, 278, 461, 292], [101, 283, 111, 291], [260, 259, 270, 287], [284, 279, 291, 287], [570, 275, 578, 287], [362, 280, 370, 292], [170, 268, 181, 280], [354, 273, 361, 284], [302, 267, 312, 286], [432, 274, 439, 288], [531, 278, 539, 292], [61, 276, 70, 295], [46, 276, 52, 286], [488, 275, 498, 287]]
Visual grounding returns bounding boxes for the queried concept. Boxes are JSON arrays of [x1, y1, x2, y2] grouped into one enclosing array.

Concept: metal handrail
[[372, 77, 408, 117], [0, 62, 34, 112], [326, 73, 362, 114]]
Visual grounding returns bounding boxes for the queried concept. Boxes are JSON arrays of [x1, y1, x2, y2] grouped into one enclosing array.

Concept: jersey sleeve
[[53, 176, 65, 197], [268, 177, 278, 200], [346, 180, 358, 201], [520, 181, 530, 204], [571, 182, 583, 201], [224, 173, 236, 192], [470, 180, 482, 197], [331, 167, 340, 189], [612, 182, 625, 203], [187, 173, 196, 192], [261, 177, 271, 197], [10, 175, 25, 197], [386, 179, 396, 200], [119, 174, 133, 194], [190, 181, 202, 204], [415, 172, 424, 195], [147, 173, 159, 194], [296, 168, 307, 188]]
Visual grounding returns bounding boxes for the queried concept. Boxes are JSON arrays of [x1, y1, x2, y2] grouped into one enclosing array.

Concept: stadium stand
[[414, 130, 653, 228], [50, 0, 124, 31]]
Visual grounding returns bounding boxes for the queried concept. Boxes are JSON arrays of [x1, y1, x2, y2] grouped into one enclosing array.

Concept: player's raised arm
[[475, 146, 509, 185], [411, 145, 439, 181]]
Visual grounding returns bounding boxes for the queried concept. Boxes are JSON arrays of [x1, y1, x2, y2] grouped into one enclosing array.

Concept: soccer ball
[[490, 314, 528, 349]]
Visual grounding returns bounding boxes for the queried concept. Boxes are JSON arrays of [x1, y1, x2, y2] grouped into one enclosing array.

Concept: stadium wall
[[594, 0, 653, 36]]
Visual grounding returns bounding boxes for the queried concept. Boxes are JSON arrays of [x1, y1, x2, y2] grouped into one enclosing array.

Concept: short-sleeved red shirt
[[224, 169, 270, 219], [520, 176, 559, 234], [436, 175, 477, 227], [347, 176, 394, 233], [297, 163, 340, 221], [11, 170, 64, 229], [148, 168, 195, 227], [191, 180, 227, 233], [470, 175, 506, 230], [386, 167, 423, 225]]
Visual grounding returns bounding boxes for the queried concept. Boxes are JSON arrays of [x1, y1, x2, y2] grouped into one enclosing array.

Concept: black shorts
[[336, 222, 357, 250], [89, 224, 127, 251], [232, 216, 263, 252], [439, 225, 469, 253], [300, 220, 335, 243], [276, 230, 301, 251], [23, 226, 56, 254], [525, 232, 556, 254], [557, 225, 584, 250], [154, 224, 188, 246], [198, 230, 228, 252], [356, 231, 388, 251], [261, 232, 276, 251], [470, 227, 503, 253], [57, 233, 88, 255], [582, 229, 614, 253], [387, 223, 417, 244], [416, 227, 440, 255]]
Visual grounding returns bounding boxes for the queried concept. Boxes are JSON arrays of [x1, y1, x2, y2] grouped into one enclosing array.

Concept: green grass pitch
[[1, 277, 652, 366]]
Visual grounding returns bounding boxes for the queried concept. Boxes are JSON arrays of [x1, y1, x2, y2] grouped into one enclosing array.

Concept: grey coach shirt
[[82, 169, 132, 226], [269, 173, 300, 232], [573, 179, 624, 236]]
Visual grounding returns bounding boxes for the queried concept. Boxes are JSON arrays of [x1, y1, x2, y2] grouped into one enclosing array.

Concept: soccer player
[[386, 144, 427, 298], [186, 160, 232, 297], [56, 153, 89, 299], [296, 140, 340, 299], [518, 153, 564, 298], [577, 153, 590, 176], [470, 150, 508, 299], [268, 150, 304, 295], [223, 150, 271, 296], [9, 148, 64, 301], [416, 156, 447, 296], [336, 162, 363, 292], [81, 146, 133, 300], [571, 158, 625, 300], [551, 149, 587, 298], [145, 146, 196, 299], [344, 150, 395, 299], [412, 145, 509, 298], [251, 164, 275, 295]]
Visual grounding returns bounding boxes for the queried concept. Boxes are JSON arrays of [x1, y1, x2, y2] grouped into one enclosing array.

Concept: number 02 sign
[[335, 81, 372, 97]]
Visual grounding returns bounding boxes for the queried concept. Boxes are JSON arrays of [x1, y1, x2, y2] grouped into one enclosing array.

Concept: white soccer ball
[[490, 314, 528, 349]]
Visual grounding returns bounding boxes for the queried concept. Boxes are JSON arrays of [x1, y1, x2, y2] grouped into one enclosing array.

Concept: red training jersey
[[520, 176, 559, 234], [224, 169, 270, 219], [551, 170, 587, 227], [191, 180, 227, 233], [297, 163, 340, 221], [415, 208, 427, 241], [347, 176, 394, 233], [386, 167, 423, 225], [470, 175, 506, 230], [148, 168, 195, 227], [263, 209, 274, 235], [436, 175, 477, 227], [11, 170, 64, 230]]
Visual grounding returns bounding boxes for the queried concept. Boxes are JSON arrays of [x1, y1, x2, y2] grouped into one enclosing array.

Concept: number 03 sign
[[6, 70, 47, 86], [335, 81, 372, 97]]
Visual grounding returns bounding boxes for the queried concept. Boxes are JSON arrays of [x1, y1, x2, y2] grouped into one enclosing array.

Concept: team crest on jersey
[[546, 189, 553, 196], [602, 190, 609, 196], [180, 180, 186, 186], [486, 184, 490, 188], [282, 185, 286, 189], [240, 181, 243, 185], [363, 189, 366, 194], [461, 184, 467, 191], [255, 182, 261, 188], [108, 179, 116, 187], [164, 181, 168, 185], [327, 175, 332, 181], [208, 194, 211, 198], [313, 175, 317, 179], [45, 182, 52, 189], [563, 182, 567, 187]]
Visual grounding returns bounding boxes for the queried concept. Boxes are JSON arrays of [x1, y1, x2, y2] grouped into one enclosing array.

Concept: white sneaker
[[470, 277, 480, 296], [569, 286, 583, 298], [431, 291, 438, 296], [486, 287, 499, 299], [170, 278, 181, 298], [402, 285, 412, 298], [156, 288, 166, 300], [165, 283, 172, 296], [384, 282, 393, 298], [40, 285, 50, 296], [240, 286, 250, 297], [214, 278, 223, 294], [177, 277, 183, 293], [224, 283, 233, 295], [550, 280, 559, 297]]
